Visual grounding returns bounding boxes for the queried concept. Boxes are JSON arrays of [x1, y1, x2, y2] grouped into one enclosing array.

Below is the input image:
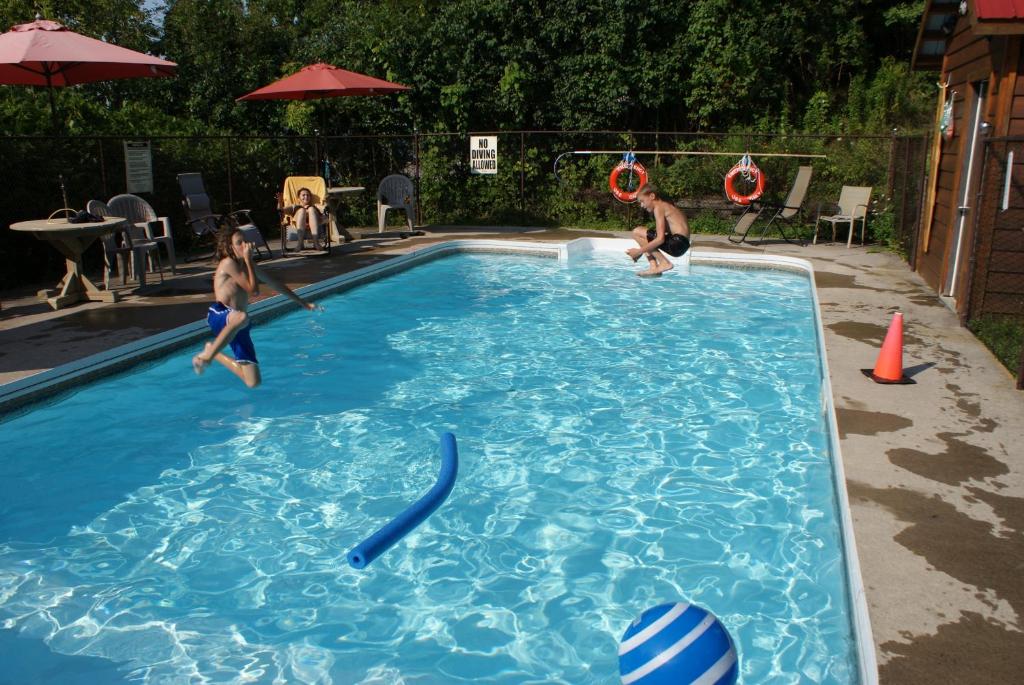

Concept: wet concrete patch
[[951, 391, 981, 418], [888, 432, 1010, 486], [965, 486, 1024, 535], [879, 611, 1024, 684], [848, 480, 1023, 621], [836, 407, 913, 438], [944, 383, 1000, 432], [907, 293, 945, 307], [814, 271, 870, 289]]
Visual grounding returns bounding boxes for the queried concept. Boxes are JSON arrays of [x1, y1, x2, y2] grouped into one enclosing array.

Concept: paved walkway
[[2, 227, 1022, 683]]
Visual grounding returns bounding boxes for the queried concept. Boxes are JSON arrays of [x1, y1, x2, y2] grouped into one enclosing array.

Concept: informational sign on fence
[[469, 136, 497, 175], [124, 140, 153, 193]]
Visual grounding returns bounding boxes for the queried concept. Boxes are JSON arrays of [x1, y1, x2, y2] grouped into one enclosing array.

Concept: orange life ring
[[724, 163, 766, 205], [609, 160, 648, 203]]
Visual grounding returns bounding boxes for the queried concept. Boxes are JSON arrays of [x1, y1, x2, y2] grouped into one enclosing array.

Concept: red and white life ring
[[609, 160, 648, 203], [724, 162, 766, 205]]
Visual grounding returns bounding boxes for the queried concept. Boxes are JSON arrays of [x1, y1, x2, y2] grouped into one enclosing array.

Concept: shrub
[[968, 314, 1024, 375]]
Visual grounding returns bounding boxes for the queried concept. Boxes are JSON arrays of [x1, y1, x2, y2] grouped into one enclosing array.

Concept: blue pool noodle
[[347, 432, 459, 569]]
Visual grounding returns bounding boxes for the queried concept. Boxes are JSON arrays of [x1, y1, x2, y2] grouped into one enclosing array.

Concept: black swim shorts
[[645, 229, 691, 257]]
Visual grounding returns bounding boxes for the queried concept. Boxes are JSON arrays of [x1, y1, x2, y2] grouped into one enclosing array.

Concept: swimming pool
[[0, 240, 874, 684]]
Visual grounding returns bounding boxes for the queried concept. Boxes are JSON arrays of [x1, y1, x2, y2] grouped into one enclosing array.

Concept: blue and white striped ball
[[618, 602, 738, 685]]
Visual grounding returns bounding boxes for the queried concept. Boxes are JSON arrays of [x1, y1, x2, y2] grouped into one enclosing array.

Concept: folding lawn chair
[[729, 166, 813, 245], [177, 172, 272, 260], [277, 175, 330, 254]]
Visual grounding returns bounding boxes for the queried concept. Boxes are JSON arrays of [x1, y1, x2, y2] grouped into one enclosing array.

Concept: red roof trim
[[975, 0, 1024, 20]]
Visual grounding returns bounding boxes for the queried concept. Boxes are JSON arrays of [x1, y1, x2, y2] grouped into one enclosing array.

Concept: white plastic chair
[[813, 186, 873, 247], [107, 193, 177, 274], [88, 199, 163, 289], [376, 174, 416, 233]]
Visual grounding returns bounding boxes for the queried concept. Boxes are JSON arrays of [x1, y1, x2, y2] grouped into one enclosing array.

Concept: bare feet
[[637, 263, 674, 277], [192, 343, 213, 375]]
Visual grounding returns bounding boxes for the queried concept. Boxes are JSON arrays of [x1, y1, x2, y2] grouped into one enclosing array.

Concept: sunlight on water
[[0, 252, 857, 684]]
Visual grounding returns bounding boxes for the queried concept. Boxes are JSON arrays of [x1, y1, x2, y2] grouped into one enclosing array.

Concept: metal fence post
[[226, 138, 234, 208], [520, 132, 525, 215], [98, 138, 107, 198], [886, 128, 897, 207], [414, 129, 422, 226]]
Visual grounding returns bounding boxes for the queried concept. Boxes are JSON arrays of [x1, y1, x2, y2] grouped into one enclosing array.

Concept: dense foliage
[[0, 0, 933, 136]]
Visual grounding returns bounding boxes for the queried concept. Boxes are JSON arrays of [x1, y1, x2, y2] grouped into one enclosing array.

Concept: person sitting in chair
[[278, 187, 325, 251]]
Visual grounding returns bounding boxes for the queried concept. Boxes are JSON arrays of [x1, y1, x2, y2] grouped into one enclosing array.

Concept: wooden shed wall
[[969, 138, 1024, 318], [917, 17, 995, 294]]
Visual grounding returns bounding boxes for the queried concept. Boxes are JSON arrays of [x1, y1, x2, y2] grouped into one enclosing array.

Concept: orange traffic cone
[[861, 312, 915, 384]]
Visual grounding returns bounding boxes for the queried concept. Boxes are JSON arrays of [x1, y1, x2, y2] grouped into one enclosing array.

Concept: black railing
[[1, 130, 928, 291]]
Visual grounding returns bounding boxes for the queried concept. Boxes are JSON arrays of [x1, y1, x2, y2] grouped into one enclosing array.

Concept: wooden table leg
[[328, 200, 356, 243], [46, 257, 87, 309], [81, 272, 119, 303], [337, 218, 356, 243], [40, 235, 118, 309]]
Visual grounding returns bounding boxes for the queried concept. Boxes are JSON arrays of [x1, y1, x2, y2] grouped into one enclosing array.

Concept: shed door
[[944, 80, 988, 297]]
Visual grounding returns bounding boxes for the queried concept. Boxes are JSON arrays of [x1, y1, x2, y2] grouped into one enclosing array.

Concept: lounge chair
[[728, 205, 764, 244], [729, 165, 813, 245], [177, 172, 271, 260], [813, 186, 873, 247], [278, 175, 329, 254]]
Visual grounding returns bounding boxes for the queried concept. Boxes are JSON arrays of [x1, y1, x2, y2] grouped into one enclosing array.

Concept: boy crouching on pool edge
[[192, 225, 319, 388], [626, 184, 691, 277]]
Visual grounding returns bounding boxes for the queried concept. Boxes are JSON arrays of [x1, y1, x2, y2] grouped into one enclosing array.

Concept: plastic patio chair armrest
[[142, 218, 165, 239], [156, 216, 172, 238]]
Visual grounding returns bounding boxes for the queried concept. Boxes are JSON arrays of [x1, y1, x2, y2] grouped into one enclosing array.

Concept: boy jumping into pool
[[192, 225, 318, 388], [626, 184, 691, 277]]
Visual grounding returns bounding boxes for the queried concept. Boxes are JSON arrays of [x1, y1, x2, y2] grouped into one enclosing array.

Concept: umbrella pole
[[45, 70, 59, 134], [319, 104, 328, 180], [44, 69, 69, 206]]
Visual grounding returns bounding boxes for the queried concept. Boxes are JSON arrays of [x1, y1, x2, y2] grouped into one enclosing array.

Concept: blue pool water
[[0, 251, 858, 684]]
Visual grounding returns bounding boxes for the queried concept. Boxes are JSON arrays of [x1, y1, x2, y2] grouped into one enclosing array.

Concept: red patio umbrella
[[236, 62, 409, 101], [0, 18, 177, 128], [237, 62, 410, 178]]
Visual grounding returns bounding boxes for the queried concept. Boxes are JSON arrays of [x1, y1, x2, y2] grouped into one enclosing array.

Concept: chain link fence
[[1, 130, 927, 291]]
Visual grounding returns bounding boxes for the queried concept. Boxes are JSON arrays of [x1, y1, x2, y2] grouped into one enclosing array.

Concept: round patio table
[[10, 216, 127, 310], [326, 186, 365, 243]]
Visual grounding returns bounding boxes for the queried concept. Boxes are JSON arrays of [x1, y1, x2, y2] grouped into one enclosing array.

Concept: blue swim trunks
[[207, 302, 258, 364]]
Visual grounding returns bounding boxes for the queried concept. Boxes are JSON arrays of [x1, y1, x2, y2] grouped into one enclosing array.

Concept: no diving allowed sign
[[470, 136, 497, 175]]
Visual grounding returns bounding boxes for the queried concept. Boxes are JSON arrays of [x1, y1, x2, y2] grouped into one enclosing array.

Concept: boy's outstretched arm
[[254, 265, 318, 310]]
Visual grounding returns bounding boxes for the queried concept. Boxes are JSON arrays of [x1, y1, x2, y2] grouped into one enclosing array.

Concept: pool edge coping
[[0, 237, 878, 684]]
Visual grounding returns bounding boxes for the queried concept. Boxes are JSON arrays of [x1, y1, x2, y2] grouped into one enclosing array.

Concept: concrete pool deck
[[1, 227, 1022, 683]]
